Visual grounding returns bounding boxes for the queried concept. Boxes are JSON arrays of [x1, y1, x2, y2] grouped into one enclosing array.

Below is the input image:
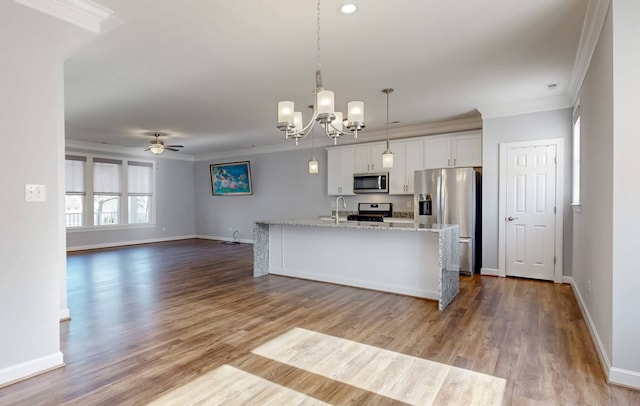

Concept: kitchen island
[[253, 219, 459, 310]]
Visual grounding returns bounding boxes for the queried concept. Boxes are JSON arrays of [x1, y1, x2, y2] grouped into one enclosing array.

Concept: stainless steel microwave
[[353, 172, 389, 194]]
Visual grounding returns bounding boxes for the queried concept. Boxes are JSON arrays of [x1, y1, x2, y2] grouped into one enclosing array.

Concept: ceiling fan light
[[149, 143, 164, 154]]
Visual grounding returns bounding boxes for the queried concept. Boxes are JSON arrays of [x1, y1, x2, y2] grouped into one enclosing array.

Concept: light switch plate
[[25, 184, 46, 202]]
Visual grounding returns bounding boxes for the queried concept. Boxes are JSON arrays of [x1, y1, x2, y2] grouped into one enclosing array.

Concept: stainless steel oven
[[353, 172, 388, 194]]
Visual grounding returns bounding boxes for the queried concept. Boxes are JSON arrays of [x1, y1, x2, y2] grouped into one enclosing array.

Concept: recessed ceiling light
[[341, 4, 357, 14]]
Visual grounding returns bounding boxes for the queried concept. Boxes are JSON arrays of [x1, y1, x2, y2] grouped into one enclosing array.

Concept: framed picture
[[210, 161, 253, 195]]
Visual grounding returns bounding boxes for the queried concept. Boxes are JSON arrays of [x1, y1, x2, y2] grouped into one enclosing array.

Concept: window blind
[[128, 161, 153, 195], [93, 158, 122, 194], [65, 155, 86, 193]]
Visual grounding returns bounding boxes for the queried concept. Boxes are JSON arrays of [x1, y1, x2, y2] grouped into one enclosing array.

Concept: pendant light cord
[[386, 89, 391, 150], [316, 0, 321, 71]]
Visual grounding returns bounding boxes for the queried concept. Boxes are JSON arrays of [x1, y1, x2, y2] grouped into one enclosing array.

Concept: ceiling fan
[[145, 133, 184, 155]]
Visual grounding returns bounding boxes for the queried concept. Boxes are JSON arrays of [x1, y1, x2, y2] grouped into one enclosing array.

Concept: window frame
[[65, 155, 87, 228], [571, 103, 581, 212], [65, 153, 156, 231]]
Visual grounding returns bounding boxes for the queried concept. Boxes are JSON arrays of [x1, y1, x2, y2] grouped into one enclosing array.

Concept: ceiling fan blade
[[166, 145, 184, 148], [166, 148, 181, 152], [144, 147, 151, 151]]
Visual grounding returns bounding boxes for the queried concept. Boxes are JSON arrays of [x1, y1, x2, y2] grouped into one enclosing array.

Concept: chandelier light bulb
[[278, 101, 294, 124], [347, 101, 364, 123], [332, 112, 343, 131], [317, 90, 335, 115], [293, 112, 303, 132]]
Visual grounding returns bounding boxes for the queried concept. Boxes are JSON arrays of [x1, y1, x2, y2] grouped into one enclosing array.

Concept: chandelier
[[277, 0, 365, 145]]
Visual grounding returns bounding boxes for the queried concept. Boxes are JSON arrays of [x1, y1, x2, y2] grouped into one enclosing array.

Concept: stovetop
[[347, 203, 392, 222], [347, 214, 385, 222]]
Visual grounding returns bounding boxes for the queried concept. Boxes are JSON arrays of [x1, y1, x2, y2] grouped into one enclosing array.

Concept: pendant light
[[308, 124, 319, 174], [382, 88, 394, 168]]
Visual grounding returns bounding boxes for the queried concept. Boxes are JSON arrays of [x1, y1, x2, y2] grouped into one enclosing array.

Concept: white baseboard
[[609, 367, 640, 390], [195, 235, 254, 244], [59, 307, 70, 321], [0, 352, 64, 388], [66, 235, 197, 252], [480, 267, 500, 276], [269, 267, 439, 301], [565, 277, 640, 390]]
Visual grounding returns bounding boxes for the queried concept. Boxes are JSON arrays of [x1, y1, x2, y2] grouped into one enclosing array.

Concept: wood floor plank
[[0, 239, 638, 405]]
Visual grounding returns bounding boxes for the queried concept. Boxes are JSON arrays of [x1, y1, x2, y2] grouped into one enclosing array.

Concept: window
[[128, 161, 153, 224], [65, 155, 86, 227], [93, 158, 122, 225], [572, 115, 581, 205], [65, 154, 155, 228]]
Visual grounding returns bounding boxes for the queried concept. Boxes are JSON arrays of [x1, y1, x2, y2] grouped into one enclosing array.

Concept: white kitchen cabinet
[[354, 142, 387, 173], [389, 139, 424, 195], [423, 133, 481, 169], [327, 147, 355, 195]]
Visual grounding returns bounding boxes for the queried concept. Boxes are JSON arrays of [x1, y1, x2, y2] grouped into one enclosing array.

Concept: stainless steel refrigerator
[[414, 167, 481, 275]]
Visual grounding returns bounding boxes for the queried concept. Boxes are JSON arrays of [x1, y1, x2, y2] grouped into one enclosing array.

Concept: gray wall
[[572, 4, 614, 373], [481, 109, 573, 273], [0, 3, 95, 385], [574, 1, 640, 379], [610, 0, 640, 374], [194, 147, 413, 241], [66, 153, 196, 249]]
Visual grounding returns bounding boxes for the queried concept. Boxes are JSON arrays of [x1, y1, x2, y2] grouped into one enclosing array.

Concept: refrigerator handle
[[437, 175, 443, 224]]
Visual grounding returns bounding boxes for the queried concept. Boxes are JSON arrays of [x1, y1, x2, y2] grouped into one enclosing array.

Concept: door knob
[[507, 216, 518, 221]]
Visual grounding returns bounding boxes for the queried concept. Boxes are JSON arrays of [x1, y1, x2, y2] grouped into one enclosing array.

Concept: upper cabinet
[[354, 142, 387, 173], [389, 139, 424, 195], [423, 132, 482, 169], [327, 147, 355, 195], [326, 131, 482, 196]]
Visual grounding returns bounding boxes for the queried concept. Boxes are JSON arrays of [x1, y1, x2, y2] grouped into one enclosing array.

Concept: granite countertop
[[255, 219, 457, 233]]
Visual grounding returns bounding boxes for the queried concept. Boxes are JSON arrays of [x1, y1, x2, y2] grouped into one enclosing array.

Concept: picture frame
[[210, 161, 253, 196]]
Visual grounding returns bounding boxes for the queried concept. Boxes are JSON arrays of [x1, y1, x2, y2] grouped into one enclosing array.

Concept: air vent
[[546, 82, 559, 91]]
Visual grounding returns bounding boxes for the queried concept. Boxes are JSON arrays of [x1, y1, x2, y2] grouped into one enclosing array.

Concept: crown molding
[[348, 116, 483, 143], [193, 117, 483, 161], [567, 0, 611, 105], [14, 0, 113, 33], [477, 94, 572, 120], [65, 140, 195, 162]]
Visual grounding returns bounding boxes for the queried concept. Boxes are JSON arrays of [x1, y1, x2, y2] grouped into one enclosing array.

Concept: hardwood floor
[[0, 239, 638, 405]]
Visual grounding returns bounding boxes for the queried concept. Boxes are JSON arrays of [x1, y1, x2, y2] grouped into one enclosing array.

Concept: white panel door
[[505, 145, 557, 280]]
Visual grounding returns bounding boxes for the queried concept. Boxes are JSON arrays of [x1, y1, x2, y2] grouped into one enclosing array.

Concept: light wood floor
[[0, 239, 638, 405]]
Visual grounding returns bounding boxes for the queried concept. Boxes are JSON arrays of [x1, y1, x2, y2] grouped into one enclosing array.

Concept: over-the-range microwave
[[353, 172, 389, 194]]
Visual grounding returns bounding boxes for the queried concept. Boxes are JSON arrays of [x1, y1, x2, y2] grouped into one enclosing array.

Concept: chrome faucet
[[335, 196, 346, 224]]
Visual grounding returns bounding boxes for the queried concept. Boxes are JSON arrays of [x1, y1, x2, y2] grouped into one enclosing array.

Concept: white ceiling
[[63, 0, 589, 158]]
